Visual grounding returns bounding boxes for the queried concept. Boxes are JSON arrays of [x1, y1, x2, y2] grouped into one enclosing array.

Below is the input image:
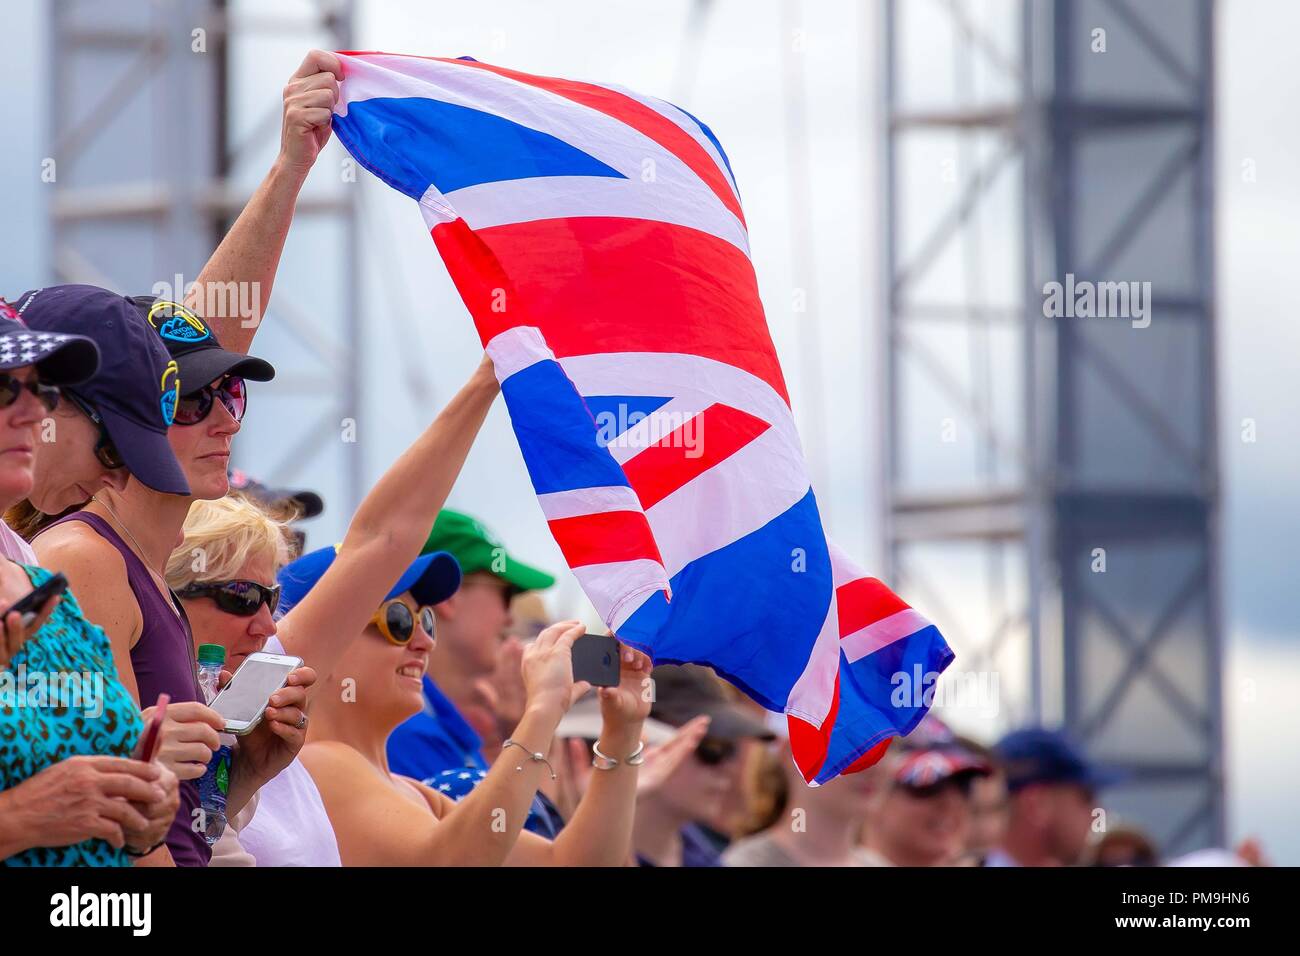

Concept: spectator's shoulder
[[300, 739, 370, 780], [33, 519, 126, 582], [33, 522, 136, 637], [300, 740, 396, 806]]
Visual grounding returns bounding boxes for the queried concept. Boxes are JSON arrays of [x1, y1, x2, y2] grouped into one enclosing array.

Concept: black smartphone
[[572, 633, 620, 687], [3, 572, 69, 627]]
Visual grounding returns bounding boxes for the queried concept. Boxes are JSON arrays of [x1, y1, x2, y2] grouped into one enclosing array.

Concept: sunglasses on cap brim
[[177, 579, 281, 617], [371, 599, 436, 646]]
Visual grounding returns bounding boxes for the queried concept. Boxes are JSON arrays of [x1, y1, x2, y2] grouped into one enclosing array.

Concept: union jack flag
[[332, 52, 953, 783]]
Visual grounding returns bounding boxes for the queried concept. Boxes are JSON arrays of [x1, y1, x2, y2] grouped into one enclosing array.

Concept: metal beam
[[881, 0, 1221, 856]]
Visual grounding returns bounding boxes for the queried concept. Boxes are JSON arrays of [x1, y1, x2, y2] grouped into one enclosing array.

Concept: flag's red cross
[[621, 403, 771, 510]]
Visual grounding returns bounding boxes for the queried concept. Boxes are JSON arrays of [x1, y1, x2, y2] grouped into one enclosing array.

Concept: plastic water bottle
[[195, 643, 235, 846]]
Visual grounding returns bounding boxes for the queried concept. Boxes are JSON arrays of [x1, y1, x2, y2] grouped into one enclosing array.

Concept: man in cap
[[861, 745, 992, 866], [386, 509, 555, 780], [632, 663, 776, 867], [986, 727, 1124, 866]]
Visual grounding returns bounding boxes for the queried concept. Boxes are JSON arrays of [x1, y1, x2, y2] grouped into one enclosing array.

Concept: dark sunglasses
[[0, 372, 60, 413], [902, 774, 978, 800], [64, 390, 126, 470], [371, 599, 436, 646], [174, 375, 247, 426], [694, 737, 738, 767], [177, 579, 281, 617]]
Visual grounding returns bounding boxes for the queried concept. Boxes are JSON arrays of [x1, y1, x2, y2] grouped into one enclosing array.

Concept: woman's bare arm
[[185, 50, 341, 354], [276, 357, 498, 687]]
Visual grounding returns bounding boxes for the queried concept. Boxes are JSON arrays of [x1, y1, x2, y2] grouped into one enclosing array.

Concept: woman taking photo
[[161, 356, 494, 864], [168, 357, 649, 865], [0, 297, 178, 866], [298, 605, 650, 866]]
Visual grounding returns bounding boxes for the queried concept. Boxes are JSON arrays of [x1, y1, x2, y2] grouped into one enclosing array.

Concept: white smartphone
[[209, 651, 303, 735]]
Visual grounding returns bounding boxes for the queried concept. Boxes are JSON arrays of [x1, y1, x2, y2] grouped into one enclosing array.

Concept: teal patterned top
[[1, 565, 145, 866]]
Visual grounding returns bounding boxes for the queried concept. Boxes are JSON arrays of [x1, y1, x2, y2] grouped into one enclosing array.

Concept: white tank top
[[236, 635, 342, 867]]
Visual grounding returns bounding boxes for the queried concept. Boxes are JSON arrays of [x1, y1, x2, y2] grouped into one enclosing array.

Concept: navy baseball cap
[[228, 467, 323, 520], [277, 543, 462, 616], [9, 285, 190, 495], [129, 297, 275, 394], [0, 297, 100, 385], [994, 727, 1126, 793]]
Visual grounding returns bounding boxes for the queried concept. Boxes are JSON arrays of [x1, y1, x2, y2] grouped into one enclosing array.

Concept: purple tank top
[[42, 511, 211, 867]]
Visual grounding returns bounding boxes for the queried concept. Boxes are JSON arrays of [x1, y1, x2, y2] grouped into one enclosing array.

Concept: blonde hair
[[165, 494, 292, 591]]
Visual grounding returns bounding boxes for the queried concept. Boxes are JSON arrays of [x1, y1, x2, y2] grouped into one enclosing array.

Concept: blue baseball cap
[[994, 727, 1126, 793], [277, 543, 462, 616], [8, 285, 190, 496]]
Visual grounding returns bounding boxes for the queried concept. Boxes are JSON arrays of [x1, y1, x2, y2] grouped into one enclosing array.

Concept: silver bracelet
[[591, 739, 646, 771], [502, 738, 557, 780]]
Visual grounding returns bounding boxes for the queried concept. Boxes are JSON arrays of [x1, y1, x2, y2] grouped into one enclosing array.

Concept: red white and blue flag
[[332, 52, 953, 783]]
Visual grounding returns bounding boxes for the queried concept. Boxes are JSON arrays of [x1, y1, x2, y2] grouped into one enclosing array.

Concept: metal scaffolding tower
[[47, 0, 363, 520], [881, 0, 1221, 853]]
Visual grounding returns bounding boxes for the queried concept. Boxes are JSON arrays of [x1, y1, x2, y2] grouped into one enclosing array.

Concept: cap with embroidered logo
[[129, 297, 274, 395], [8, 285, 189, 495]]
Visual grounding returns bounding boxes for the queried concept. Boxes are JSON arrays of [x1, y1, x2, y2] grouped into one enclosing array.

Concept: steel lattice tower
[[881, 0, 1221, 853]]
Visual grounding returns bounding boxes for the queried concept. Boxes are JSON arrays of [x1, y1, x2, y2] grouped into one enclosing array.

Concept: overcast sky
[[1, 0, 1295, 861]]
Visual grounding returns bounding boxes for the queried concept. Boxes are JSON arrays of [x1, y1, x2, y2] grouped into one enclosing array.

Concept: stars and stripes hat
[[8, 285, 190, 495], [0, 296, 100, 386], [894, 746, 991, 791]]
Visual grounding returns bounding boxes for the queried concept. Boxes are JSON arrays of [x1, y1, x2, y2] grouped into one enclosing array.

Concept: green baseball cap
[[421, 509, 556, 593]]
